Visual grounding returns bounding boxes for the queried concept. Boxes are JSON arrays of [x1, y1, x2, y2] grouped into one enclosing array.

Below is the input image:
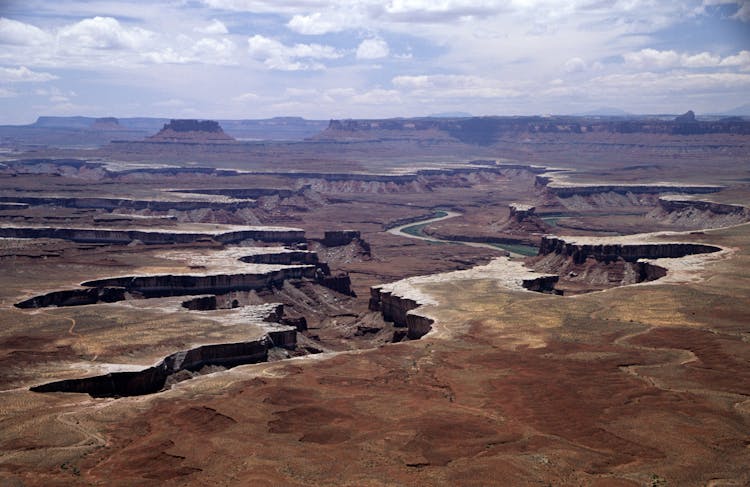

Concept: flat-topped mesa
[[540, 182, 723, 198], [148, 119, 235, 142], [529, 235, 723, 294], [321, 230, 360, 247], [0, 225, 305, 245], [317, 115, 750, 145], [648, 196, 750, 229], [509, 203, 536, 223], [90, 117, 122, 130], [538, 236, 722, 263]]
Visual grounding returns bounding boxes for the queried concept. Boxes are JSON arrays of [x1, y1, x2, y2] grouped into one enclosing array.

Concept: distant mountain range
[[711, 103, 750, 117], [0, 116, 330, 148]]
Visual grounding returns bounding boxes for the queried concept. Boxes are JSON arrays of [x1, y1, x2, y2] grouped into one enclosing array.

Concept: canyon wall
[[0, 226, 305, 245], [369, 287, 434, 339], [31, 338, 270, 397], [538, 236, 721, 264], [81, 266, 318, 298]]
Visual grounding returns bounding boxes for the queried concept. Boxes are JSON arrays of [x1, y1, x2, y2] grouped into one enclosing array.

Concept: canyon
[[0, 115, 749, 486]]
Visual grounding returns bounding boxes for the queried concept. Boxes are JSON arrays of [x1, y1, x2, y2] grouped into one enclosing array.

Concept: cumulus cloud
[[0, 17, 51, 45], [287, 12, 344, 34], [720, 50, 750, 70], [247, 34, 342, 70], [234, 92, 259, 101], [356, 38, 389, 59], [0, 66, 58, 82], [382, 0, 503, 22], [564, 57, 586, 73], [195, 19, 229, 35], [591, 71, 750, 95], [58, 16, 153, 50], [624, 48, 749, 70], [393, 74, 521, 98]]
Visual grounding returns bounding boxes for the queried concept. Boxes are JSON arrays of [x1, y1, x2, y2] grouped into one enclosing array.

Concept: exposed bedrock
[[148, 119, 236, 142], [0, 226, 305, 245], [657, 198, 746, 215], [15, 287, 126, 309], [81, 266, 318, 298], [321, 230, 361, 247], [168, 188, 298, 199], [238, 250, 318, 265], [530, 236, 719, 294], [368, 288, 433, 339], [536, 180, 722, 198], [0, 202, 29, 211], [0, 195, 253, 212], [521, 275, 560, 293], [537, 236, 721, 263], [31, 339, 270, 397], [648, 197, 750, 228], [509, 203, 536, 222], [318, 272, 356, 297]]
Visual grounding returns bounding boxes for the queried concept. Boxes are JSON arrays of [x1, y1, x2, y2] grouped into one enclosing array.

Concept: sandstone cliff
[[148, 119, 235, 142]]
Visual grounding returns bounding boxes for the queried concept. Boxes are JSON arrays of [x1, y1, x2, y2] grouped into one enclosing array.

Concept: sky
[[0, 0, 749, 124]]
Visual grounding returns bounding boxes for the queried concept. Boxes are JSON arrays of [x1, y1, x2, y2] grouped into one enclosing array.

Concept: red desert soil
[[1, 120, 749, 486]]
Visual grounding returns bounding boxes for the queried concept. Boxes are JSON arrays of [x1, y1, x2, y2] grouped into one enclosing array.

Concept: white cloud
[[564, 57, 586, 73], [234, 92, 259, 101], [393, 74, 521, 98], [195, 19, 229, 35], [590, 71, 750, 95], [287, 12, 344, 35], [0, 66, 58, 82], [356, 38, 389, 59], [720, 50, 750, 70], [247, 34, 342, 70], [143, 37, 236, 65], [154, 98, 187, 107], [382, 0, 503, 22], [0, 87, 16, 98], [350, 88, 401, 104], [0, 17, 51, 45], [192, 37, 236, 62], [735, 2, 750, 21], [624, 48, 750, 71], [201, 0, 329, 13], [58, 16, 153, 50]]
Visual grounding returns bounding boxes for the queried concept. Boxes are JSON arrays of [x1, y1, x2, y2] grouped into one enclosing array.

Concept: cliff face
[[537, 236, 721, 264], [530, 236, 721, 294], [0, 226, 305, 245], [368, 287, 434, 339], [81, 266, 318, 298], [318, 116, 750, 145], [648, 197, 749, 228], [31, 338, 270, 397], [148, 119, 235, 142]]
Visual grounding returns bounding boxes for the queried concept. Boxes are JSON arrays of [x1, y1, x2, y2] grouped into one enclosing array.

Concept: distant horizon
[[6, 106, 750, 127], [1, 1, 749, 124]]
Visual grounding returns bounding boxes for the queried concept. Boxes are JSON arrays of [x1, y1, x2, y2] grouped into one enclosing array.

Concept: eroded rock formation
[[0, 226, 305, 245], [148, 120, 235, 142], [529, 236, 720, 294], [648, 197, 749, 228], [31, 339, 271, 397]]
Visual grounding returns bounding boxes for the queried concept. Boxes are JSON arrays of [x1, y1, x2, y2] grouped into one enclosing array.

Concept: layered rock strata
[[30, 303, 296, 397], [370, 258, 558, 339], [0, 225, 305, 245], [148, 119, 235, 142], [530, 235, 722, 294], [649, 196, 750, 228], [537, 236, 721, 263]]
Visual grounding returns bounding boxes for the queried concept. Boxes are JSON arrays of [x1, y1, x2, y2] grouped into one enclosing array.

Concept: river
[[386, 211, 538, 257]]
